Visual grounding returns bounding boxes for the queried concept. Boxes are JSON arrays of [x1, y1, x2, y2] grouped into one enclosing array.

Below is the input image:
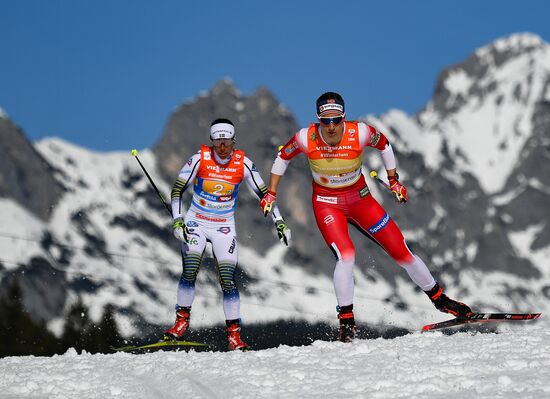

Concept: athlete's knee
[[329, 243, 355, 263], [182, 251, 202, 281]]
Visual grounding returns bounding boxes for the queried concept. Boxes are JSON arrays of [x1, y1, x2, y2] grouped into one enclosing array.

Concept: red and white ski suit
[[271, 121, 436, 306]]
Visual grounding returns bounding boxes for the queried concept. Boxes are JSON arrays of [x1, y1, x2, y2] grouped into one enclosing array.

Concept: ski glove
[[388, 174, 408, 203], [172, 217, 188, 242], [275, 219, 291, 246], [260, 190, 277, 217]]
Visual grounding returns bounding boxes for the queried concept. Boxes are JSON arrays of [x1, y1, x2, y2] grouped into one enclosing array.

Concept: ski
[[422, 312, 542, 332], [112, 340, 209, 353]]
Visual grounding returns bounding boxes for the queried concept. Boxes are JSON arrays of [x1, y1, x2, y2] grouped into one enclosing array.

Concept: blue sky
[[1, 0, 550, 151]]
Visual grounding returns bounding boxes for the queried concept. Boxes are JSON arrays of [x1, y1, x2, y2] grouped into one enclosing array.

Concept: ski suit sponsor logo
[[207, 165, 237, 173], [196, 213, 227, 222], [316, 195, 337, 204], [228, 237, 236, 254], [323, 215, 335, 225], [369, 131, 381, 146], [199, 191, 219, 201], [204, 151, 211, 160], [316, 145, 352, 151], [319, 103, 344, 114], [359, 186, 370, 198], [217, 226, 231, 235], [368, 213, 390, 234], [186, 221, 199, 227], [284, 142, 297, 155]]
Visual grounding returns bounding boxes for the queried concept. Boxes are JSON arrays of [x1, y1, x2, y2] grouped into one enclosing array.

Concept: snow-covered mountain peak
[[0, 106, 7, 119], [476, 32, 545, 60], [413, 33, 550, 193]]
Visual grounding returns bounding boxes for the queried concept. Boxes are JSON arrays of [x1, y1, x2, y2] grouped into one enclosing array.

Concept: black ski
[[422, 312, 541, 332]]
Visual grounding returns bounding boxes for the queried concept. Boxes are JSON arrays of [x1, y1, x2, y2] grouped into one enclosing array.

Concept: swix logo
[[348, 129, 355, 136], [368, 213, 390, 234], [323, 215, 335, 225]]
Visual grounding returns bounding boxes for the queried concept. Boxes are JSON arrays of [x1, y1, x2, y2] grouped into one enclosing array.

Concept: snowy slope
[[1, 326, 547, 398]]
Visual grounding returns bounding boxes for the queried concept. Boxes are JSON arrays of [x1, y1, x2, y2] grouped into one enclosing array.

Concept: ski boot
[[425, 283, 473, 318], [337, 304, 356, 343], [226, 319, 249, 351], [164, 306, 191, 340]]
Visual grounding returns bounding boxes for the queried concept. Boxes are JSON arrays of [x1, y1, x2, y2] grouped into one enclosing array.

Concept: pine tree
[[61, 300, 91, 353], [85, 304, 121, 353], [0, 281, 59, 357]]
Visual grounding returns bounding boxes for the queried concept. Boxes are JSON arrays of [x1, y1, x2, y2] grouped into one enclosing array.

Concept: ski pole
[[369, 170, 391, 190], [131, 149, 172, 217]]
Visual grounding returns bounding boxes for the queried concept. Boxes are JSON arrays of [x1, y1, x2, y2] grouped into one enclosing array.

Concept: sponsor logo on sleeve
[[359, 186, 370, 198], [369, 131, 381, 147]]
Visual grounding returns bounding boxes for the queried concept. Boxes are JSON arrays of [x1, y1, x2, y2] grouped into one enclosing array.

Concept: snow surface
[[1, 325, 548, 398], [0, 106, 7, 119]]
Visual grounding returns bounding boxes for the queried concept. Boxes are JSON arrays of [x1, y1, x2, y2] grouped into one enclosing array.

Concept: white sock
[[401, 255, 436, 291], [333, 258, 355, 306]]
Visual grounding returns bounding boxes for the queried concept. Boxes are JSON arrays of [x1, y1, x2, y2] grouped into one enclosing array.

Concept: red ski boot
[[164, 306, 191, 340], [338, 304, 356, 343], [425, 283, 473, 318], [226, 320, 249, 351]]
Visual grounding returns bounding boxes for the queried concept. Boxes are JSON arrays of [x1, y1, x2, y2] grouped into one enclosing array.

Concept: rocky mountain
[[0, 33, 548, 337], [0, 112, 63, 220]]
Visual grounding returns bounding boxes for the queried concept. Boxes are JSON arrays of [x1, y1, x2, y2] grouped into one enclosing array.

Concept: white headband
[[210, 123, 235, 139]]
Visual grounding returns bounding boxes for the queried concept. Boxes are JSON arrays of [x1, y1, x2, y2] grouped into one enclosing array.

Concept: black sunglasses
[[319, 116, 344, 125]]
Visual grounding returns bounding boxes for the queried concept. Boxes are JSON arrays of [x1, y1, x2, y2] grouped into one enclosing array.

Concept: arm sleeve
[[360, 122, 397, 170], [271, 130, 306, 176], [171, 152, 200, 219], [244, 157, 283, 221]]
